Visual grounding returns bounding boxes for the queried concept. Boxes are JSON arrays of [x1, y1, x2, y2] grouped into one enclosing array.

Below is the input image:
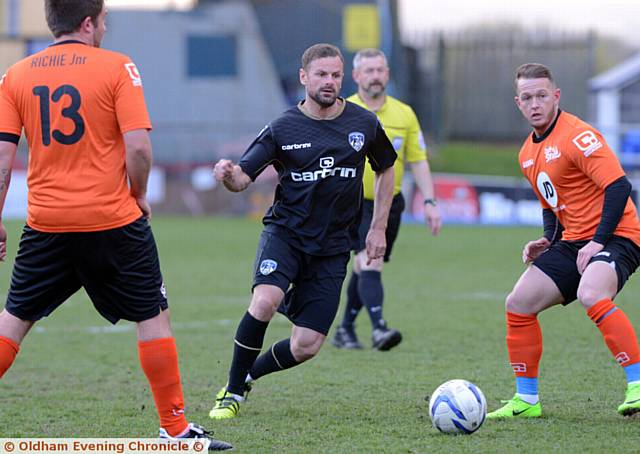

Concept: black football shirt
[[239, 99, 397, 255]]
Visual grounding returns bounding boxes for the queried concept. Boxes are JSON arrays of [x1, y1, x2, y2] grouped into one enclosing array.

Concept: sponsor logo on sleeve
[[572, 130, 602, 157], [522, 159, 534, 169], [259, 259, 278, 275], [348, 132, 365, 151], [124, 62, 142, 86]]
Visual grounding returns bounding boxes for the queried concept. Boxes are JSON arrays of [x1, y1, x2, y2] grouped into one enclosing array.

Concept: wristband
[[424, 198, 437, 206]]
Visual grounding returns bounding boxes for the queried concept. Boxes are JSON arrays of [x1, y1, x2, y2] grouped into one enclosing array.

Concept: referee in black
[[209, 43, 396, 420]]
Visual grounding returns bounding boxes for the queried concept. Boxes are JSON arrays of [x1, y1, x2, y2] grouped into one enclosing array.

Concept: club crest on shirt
[[259, 259, 278, 275], [348, 132, 365, 152], [544, 145, 561, 163]]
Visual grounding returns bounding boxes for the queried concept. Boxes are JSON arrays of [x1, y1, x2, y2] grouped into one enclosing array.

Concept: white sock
[[516, 393, 539, 405], [229, 392, 244, 402]]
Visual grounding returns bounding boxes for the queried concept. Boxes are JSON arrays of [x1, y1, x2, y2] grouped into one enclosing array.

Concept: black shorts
[[252, 230, 350, 335], [533, 235, 640, 304], [356, 193, 405, 262], [5, 217, 168, 324]]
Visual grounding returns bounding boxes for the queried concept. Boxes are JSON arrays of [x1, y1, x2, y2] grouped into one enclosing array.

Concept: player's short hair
[[353, 48, 388, 70], [301, 44, 344, 70], [45, 0, 104, 38], [515, 63, 555, 86]]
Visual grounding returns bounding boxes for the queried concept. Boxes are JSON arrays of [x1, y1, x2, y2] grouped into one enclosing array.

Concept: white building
[[590, 53, 640, 168]]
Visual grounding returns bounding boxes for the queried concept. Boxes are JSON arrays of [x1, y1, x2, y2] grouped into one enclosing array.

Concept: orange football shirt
[[0, 41, 152, 232], [519, 111, 640, 245]]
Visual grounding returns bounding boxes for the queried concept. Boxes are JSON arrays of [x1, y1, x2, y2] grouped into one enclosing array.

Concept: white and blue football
[[428, 379, 487, 434]]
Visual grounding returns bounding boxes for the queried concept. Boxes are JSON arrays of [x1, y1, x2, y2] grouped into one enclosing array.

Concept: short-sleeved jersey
[[519, 111, 640, 245], [0, 40, 152, 232], [239, 99, 397, 256], [347, 94, 426, 200]]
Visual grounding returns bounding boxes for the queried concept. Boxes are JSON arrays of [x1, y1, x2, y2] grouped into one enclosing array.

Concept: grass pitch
[[0, 216, 638, 452]]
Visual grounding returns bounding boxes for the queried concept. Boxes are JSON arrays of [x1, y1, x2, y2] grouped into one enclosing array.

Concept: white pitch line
[[31, 314, 291, 335]]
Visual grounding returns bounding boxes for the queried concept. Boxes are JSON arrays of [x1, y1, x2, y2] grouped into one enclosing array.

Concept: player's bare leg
[[0, 309, 34, 378], [488, 266, 563, 419]]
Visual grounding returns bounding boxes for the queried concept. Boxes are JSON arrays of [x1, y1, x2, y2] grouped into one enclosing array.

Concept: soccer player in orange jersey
[[0, 1, 231, 449], [487, 63, 640, 419]]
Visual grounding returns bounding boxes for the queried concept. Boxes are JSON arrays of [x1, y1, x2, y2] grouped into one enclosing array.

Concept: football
[[428, 379, 487, 434]]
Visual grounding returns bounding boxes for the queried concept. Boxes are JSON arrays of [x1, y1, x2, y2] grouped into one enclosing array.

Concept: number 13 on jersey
[[33, 84, 85, 146]]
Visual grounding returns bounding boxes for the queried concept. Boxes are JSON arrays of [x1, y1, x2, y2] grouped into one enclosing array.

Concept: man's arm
[[576, 176, 631, 273], [213, 159, 252, 192], [124, 129, 152, 218], [366, 165, 394, 263], [410, 159, 441, 235], [0, 141, 17, 261]]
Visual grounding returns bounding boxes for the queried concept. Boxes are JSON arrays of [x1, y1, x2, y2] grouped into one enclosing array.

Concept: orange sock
[[506, 312, 542, 377], [138, 337, 188, 436], [587, 299, 640, 367], [0, 336, 19, 378]]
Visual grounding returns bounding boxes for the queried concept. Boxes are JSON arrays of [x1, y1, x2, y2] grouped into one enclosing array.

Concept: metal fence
[[403, 29, 596, 142]]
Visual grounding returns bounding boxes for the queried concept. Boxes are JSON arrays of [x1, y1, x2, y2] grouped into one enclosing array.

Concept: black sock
[[341, 272, 362, 328], [358, 270, 385, 329], [227, 311, 268, 395], [248, 338, 300, 380]]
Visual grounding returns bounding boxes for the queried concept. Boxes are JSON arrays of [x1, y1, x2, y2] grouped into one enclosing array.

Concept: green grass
[[0, 217, 638, 452], [430, 141, 522, 176]]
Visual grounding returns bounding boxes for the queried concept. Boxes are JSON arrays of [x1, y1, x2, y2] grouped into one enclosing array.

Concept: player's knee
[[576, 283, 608, 309], [290, 336, 323, 362], [505, 290, 534, 313], [249, 294, 280, 320]]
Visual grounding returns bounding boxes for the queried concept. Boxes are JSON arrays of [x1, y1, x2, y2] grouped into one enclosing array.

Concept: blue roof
[[590, 52, 640, 91]]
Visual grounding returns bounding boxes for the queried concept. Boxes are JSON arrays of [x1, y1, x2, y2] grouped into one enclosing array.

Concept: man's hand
[[576, 240, 604, 275], [0, 221, 6, 262], [135, 196, 152, 219], [365, 227, 386, 265], [213, 159, 235, 182], [424, 204, 442, 236], [522, 237, 550, 264]]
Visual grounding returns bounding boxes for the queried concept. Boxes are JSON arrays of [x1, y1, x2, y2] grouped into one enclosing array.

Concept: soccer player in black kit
[[209, 43, 397, 419]]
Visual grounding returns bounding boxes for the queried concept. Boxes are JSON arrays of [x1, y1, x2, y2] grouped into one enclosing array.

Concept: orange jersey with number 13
[[519, 111, 640, 245], [0, 41, 152, 232]]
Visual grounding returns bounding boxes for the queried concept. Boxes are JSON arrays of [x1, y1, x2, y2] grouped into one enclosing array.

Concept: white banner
[[0, 438, 210, 454]]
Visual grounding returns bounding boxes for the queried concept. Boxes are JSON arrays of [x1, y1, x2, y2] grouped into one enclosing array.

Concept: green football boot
[[618, 382, 640, 416], [209, 383, 252, 420], [486, 395, 542, 419]]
